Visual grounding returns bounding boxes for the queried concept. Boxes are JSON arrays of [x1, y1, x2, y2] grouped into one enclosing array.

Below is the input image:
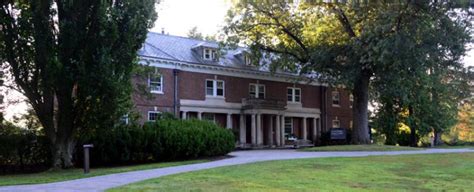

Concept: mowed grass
[[0, 159, 207, 186], [300, 144, 422, 152], [109, 153, 474, 192]]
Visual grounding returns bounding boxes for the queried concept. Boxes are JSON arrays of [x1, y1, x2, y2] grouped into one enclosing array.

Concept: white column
[[275, 115, 281, 146], [313, 117, 317, 142], [239, 114, 246, 146], [182, 111, 187, 120], [302, 117, 307, 140], [197, 112, 202, 120], [226, 113, 232, 129], [268, 115, 273, 146], [280, 115, 285, 146], [251, 114, 256, 145], [257, 113, 263, 145]]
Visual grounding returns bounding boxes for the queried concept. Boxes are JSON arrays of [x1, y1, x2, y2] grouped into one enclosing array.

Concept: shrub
[[0, 124, 51, 174], [75, 119, 234, 166]]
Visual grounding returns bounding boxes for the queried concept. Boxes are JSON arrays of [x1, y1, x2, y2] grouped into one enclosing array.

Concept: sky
[[2, 0, 473, 122], [151, 0, 231, 37]]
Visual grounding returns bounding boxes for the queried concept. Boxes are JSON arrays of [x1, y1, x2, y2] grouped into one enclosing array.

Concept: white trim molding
[[139, 56, 327, 87]]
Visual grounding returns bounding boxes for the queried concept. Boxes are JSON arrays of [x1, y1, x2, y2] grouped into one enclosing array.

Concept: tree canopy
[[0, 0, 158, 168], [224, 0, 472, 145]]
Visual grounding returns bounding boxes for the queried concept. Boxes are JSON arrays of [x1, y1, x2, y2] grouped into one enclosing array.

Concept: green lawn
[[300, 144, 422, 152], [110, 153, 474, 192], [0, 159, 207, 186]]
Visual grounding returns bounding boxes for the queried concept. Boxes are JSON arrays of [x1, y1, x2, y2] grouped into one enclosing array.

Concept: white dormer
[[203, 48, 218, 61], [234, 49, 252, 66], [192, 42, 219, 62]]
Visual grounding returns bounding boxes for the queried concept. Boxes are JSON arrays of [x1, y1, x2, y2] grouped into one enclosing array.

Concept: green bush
[[0, 123, 51, 174], [76, 119, 234, 166]]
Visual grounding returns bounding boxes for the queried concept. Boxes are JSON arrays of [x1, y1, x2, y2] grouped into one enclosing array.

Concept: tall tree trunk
[[51, 138, 75, 168], [408, 106, 418, 147], [352, 72, 371, 144], [51, 91, 75, 169], [433, 129, 443, 146]]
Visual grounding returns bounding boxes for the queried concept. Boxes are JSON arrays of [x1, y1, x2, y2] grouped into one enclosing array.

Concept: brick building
[[133, 32, 353, 148]]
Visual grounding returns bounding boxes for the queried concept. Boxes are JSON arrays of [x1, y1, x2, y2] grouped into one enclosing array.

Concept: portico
[[179, 98, 322, 148]]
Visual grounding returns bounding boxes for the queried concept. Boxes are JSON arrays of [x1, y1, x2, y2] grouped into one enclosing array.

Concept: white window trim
[[332, 119, 341, 128], [148, 73, 163, 94], [148, 111, 161, 122], [332, 91, 341, 107], [121, 114, 129, 125], [349, 94, 354, 108], [203, 48, 218, 61], [249, 83, 265, 99], [287, 87, 301, 103], [205, 79, 225, 98], [245, 54, 252, 66]]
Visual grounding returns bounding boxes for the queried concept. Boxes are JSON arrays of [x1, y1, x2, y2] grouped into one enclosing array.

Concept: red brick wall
[[132, 68, 352, 128], [326, 87, 353, 130], [132, 68, 175, 108], [178, 70, 322, 107]]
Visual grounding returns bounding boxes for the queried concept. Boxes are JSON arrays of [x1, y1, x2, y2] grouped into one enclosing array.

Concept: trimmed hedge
[[76, 119, 235, 166]]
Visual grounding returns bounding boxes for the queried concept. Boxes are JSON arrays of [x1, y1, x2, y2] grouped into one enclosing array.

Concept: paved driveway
[[1, 148, 472, 192]]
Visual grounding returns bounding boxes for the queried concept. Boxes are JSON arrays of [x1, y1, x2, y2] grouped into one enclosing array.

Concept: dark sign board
[[330, 128, 347, 140]]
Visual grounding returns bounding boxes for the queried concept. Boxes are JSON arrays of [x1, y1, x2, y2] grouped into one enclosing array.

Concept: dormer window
[[245, 54, 252, 66], [203, 48, 217, 61]]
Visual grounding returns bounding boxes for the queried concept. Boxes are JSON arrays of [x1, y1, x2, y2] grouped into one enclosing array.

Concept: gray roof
[[138, 32, 262, 70]]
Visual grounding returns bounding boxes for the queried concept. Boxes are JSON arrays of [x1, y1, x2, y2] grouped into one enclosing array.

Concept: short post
[[83, 144, 94, 174]]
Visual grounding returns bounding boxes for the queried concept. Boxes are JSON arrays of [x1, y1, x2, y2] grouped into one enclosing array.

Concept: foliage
[[0, 0, 159, 168], [0, 122, 51, 174], [76, 119, 234, 166], [224, 1, 472, 145], [187, 26, 217, 41], [446, 99, 474, 143]]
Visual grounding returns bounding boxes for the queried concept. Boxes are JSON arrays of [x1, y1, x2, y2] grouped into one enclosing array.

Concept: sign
[[330, 128, 347, 140]]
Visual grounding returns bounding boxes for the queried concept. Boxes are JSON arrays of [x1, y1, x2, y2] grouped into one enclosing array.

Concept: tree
[[224, 1, 472, 144], [372, 2, 471, 146], [187, 26, 205, 40], [0, 0, 158, 168], [187, 26, 217, 41], [450, 98, 474, 142]]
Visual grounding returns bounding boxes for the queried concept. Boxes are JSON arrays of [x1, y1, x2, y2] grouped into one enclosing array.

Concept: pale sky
[[2, 0, 473, 122], [151, 0, 231, 37]]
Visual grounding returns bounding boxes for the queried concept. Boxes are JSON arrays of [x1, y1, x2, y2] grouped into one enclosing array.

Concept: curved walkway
[[1, 148, 472, 192]]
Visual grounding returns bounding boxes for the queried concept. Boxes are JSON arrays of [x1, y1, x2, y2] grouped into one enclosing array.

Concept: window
[[205, 79, 225, 97], [203, 48, 218, 61], [332, 91, 340, 106], [284, 117, 293, 138], [244, 54, 252, 66], [202, 113, 215, 122], [249, 84, 265, 99], [332, 118, 340, 128], [148, 111, 161, 122], [350, 121, 353, 129], [148, 73, 163, 94], [120, 114, 129, 125], [287, 87, 301, 103], [349, 94, 354, 108]]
